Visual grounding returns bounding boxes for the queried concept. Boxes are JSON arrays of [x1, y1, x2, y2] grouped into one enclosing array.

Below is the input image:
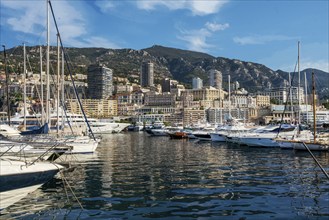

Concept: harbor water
[[1, 132, 329, 219]]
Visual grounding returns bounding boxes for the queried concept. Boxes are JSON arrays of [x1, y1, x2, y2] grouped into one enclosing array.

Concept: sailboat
[[277, 72, 329, 151], [12, 43, 50, 136], [0, 0, 92, 210], [292, 72, 329, 151], [29, 0, 99, 154], [275, 42, 317, 149]]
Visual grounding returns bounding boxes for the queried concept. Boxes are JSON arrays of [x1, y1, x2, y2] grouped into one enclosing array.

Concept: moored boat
[[145, 128, 168, 136], [0, 155, 64, 210], [168, 131, 188, 139]]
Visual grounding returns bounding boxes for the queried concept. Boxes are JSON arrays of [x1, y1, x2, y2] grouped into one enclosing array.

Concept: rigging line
[[276, 59, 298, 138], [62, 82, 86, 133], [26, 54, 33, 74], [26, 53, 44, 111], [48, 0, 96, 141], [60, 171, 84, 210], [28, 142, 61, 166], [51, 57, 75, 135], [41, 48, 74, 135], [61, 102, 75, 135], [50, 54, 70, 132], [60, 171, 71, 203], [20, 47, 44, 126], [301, 142, 329, 180]]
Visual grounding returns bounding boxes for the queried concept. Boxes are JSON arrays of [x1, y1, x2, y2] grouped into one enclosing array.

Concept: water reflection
[[1, 132, 328, 219]]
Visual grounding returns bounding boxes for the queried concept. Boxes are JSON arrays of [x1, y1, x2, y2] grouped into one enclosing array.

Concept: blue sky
[[1, 0, 328, 72]]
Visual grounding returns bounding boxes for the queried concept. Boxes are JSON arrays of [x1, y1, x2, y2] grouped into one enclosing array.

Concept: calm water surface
[[1, 132, 329, 219]]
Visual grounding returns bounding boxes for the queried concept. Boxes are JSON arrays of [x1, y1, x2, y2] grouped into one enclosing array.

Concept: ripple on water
[[1, 132, 329, 219]]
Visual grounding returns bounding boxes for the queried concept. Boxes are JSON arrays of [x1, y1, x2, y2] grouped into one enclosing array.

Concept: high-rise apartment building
[[208, 69, 222, 89], [161, 78, 171, 93], [140, 61, 154, 87], [87, 64, 113, 99], [232, 81, 240, 91], [192, 77, 203, 89]]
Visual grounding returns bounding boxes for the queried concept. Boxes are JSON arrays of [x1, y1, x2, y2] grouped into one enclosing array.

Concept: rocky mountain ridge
[[1, 45, 328, 99]]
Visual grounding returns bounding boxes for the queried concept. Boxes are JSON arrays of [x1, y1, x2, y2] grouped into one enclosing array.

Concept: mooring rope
[[59, 170, 84, 210]]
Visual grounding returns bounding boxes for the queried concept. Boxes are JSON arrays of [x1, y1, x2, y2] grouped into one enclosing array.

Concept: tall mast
[[56, 34, 60, 134], [23, 43, 27, 130], [297, 41, 301, 125], [228, 74, 231, 116], [46, 0, 50, 124], [61, 49, 65, 130], [2, 45, 10, 126], [289, 72, 293, 123], [312, 72, 316, 143], [304, 72, 308, 124], [40, 46, 44, 124]]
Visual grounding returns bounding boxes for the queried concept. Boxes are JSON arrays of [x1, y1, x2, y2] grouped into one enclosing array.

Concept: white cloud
[[178, 29, 212, 52], [178, 21, 229, 52], [205, 22, 229, 32], [189, 0, 228, 16], [95, 1, 116, 13], [3, 1, 44, 35], [1, 0, 120, 48], [233, 35, 296, 45], [2, 1, 84, 44], [136, 0, 228, 16]]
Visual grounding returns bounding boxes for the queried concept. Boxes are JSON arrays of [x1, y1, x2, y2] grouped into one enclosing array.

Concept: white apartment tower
[[208, 69, 222, 89], [192, 77, 203, 89]]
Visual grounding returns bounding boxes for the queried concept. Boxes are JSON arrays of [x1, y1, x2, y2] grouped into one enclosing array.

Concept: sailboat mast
[[304, 72, 308, 124], [23, 43, 26, 130], [40, 46, 44, 124], [228, 74, 231, 116], [2, 45, 11, 126], [288, 72, 293, 123], [61, 49, 65, 130], [312, 72, 316, 143], [297, 41, 301, 125], [46, 0, 50, 124], [56, 34, 60, 134]]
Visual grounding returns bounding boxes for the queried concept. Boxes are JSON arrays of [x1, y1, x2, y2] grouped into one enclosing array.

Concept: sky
[[0, 0, 328, 73]]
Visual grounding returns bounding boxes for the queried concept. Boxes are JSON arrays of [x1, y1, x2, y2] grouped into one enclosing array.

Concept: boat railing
[[0, 141, 32, 158]]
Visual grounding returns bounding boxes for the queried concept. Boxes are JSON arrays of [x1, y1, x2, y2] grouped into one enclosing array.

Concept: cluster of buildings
[[1, 60, 328, 127]]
